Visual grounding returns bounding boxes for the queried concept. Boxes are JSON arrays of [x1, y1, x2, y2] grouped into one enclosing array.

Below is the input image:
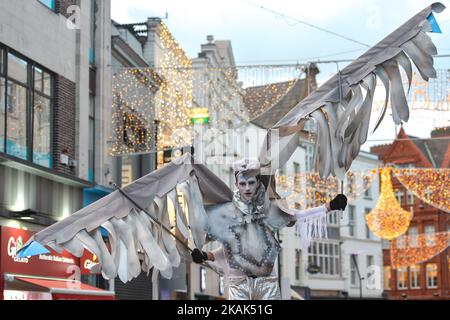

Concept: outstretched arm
[[292, 194, 347, 220], [293, 194, 347, 250]]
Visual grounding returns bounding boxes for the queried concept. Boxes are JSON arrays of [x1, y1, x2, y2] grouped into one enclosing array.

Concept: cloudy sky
[[111, 0, 450, 150]]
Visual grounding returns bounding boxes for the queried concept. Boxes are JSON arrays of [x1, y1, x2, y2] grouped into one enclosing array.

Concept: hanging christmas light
[[365, 167, 412, 240], [390, 231, 449, 269], [276, 169, 377, 209], [393, 168, 450, 213], [111, 64, 304, 156]]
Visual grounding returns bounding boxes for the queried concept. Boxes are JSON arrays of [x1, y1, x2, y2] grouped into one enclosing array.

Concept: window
[[305, 144, 314, 173], [88, 95, 95, 182], [200, 267, 206, 292], [293, 162, 300, 192], [365, 208, 372, 239], [384, 266, 391, 290], [348, 205, 356, 237], [407, 191, 415, 206], [39, 0, 56, 11], [8, 53, 28, 84], [409, 265, 421, 289], [327, 210, 339, 227], [396, 235, 406, 249], [295, 249, 301, 280], [6, 80, 28, 160], [398, 162, 415, 169], [364, 176, 372, 199], [395, 190, 404, 206], [366, 256, 374, 279], [408, 226, 419, 248], [219, 276, 224, 296], [350, 256, 359, 287], [426, 264, 438, 288], [397, 267, 408, 290], [308, 241, 340, 276], [33, 67, 52, 167], [425, 225, 436, 246], [0, 75, 5, 153], [1, 47, 53, 168], [0, 47, 4, 74]]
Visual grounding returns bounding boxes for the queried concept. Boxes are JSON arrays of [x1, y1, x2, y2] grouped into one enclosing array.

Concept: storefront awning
[[5, 275, 115, 300]]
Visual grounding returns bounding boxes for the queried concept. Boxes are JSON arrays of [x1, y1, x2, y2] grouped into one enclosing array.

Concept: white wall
[[0, 0, 77, 81], [341, 152, 383, 298]]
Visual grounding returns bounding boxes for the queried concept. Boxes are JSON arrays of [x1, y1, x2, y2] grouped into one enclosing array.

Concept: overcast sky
[[111, 0, 450, 150]]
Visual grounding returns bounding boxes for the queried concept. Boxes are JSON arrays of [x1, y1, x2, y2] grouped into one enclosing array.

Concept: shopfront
[[0, 226, 115, 300]]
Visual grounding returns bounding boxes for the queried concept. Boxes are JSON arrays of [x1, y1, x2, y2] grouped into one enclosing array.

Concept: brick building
[[371, 126, 449, 300]]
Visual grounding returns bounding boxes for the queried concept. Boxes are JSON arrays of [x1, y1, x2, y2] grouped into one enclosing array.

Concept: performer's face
[[236, 174, 259, 202]]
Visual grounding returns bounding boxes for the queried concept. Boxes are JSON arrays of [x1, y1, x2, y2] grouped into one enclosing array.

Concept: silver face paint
[[236, 174, 258, 203]]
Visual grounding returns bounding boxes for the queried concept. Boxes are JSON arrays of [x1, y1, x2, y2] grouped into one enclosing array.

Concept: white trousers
[[228, 276, 281, 300]]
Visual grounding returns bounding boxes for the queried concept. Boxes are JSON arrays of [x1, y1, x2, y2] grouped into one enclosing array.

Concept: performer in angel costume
[[17, 2, 444, 301], [190, 158, 347, 300]]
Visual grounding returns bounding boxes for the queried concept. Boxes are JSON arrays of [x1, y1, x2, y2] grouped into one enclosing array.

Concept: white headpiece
[[233, 158, 261, 177]]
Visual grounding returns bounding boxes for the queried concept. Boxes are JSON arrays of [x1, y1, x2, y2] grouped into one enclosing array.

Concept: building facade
[[371, 127, 449, 300], [0, 0, 113, 298], [280, 150, 383, 300]]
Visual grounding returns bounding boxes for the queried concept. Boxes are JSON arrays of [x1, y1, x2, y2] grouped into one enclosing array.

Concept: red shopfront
[[0, 226, 115, 300]]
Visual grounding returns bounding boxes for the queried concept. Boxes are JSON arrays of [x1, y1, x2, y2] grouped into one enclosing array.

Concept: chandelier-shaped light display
[[365, 167, 412, 240], [393, 168, 450, 213], [276, 169, 377, 209], [390, 231, 449, 269]]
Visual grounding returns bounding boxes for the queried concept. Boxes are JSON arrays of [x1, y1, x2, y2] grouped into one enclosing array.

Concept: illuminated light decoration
[[190, 108, 210, 124], [111, 63, 305, 156], [111, 68, 160, 156], [276, 169, 377, 209], [390, 231, 449, 269], [366, 167, 412, 240], [156, 22, 193, 154], [393, 168, 450, 213], [372, 69, 450, 112]]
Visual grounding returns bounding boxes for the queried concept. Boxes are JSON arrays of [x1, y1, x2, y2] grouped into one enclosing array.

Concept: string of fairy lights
[[111, 64, 303, 156], [390, 231, 449, 269], [393, 168, 450, 214], [275, 170, 378, 209]]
